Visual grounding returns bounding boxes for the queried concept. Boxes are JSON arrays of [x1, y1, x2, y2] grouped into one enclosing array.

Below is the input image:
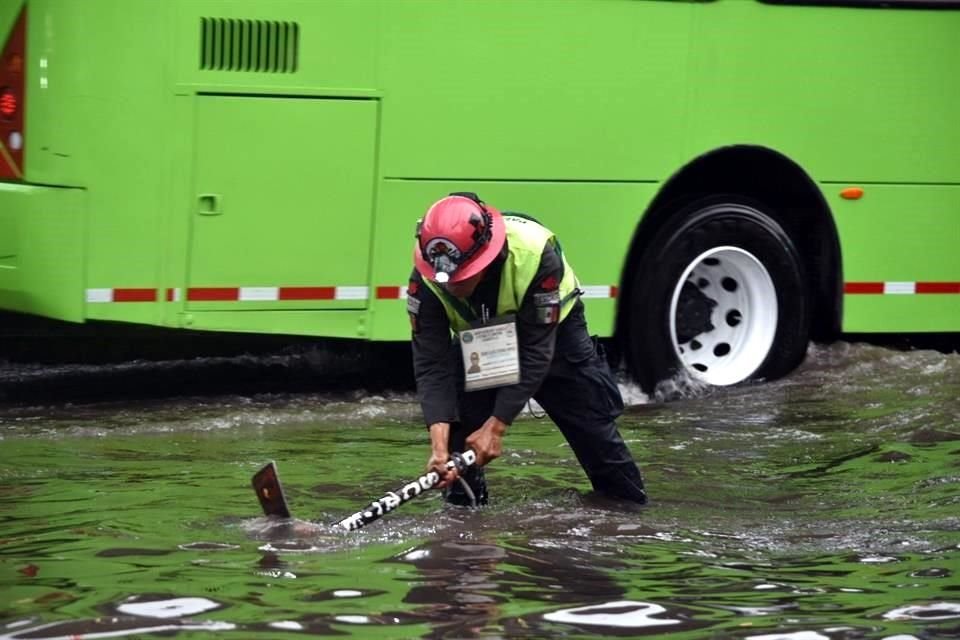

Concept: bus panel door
[[188, 96, 377, 310]]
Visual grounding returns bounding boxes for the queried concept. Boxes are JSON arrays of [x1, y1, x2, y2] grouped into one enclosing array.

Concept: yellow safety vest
[[424, 215, 580, 333]]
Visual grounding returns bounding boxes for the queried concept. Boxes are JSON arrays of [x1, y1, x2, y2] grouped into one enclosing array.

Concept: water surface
[[1, 341, 958, 639]]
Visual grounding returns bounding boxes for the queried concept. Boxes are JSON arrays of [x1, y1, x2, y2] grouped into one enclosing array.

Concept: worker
[[408, 192, 647, 506]]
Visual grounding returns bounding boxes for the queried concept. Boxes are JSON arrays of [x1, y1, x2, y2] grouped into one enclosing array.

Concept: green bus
[[1, 0, 957, 394]]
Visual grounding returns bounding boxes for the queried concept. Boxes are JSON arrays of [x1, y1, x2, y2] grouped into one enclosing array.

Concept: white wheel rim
[[668, 246, 778, 386]]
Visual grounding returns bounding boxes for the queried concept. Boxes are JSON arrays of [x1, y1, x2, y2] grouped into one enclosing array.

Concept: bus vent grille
[[200, 18, 299, 73]]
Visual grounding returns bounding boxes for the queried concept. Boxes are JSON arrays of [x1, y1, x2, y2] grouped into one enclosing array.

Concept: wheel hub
[[668, 247, 778, 386]]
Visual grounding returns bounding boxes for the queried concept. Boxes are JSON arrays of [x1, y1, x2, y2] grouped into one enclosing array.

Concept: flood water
[[1, 341, 958, 639]]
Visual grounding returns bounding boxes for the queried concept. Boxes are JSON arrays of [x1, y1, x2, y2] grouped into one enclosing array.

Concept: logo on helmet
[[423, 237, 462, 261], [423, 237, 463, 282]]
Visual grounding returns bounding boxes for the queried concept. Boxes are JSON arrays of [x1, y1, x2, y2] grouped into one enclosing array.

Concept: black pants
[[446, 312, 647, 505]]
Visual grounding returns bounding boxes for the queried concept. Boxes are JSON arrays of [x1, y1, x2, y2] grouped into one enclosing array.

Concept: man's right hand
[[427, 422, 458, 489]]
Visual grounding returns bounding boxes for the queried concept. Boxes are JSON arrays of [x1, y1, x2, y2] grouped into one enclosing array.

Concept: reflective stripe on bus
[[845, 282, 960, 295], [373, 285, 620, 300], [84, 282, 960, 303], [86, 287, 370, 303]]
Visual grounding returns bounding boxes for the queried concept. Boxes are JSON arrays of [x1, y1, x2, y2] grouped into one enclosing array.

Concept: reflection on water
[[0, 341, 958, 639]]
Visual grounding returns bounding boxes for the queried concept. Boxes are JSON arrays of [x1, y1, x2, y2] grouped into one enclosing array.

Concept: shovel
[[252, 450, 477, 531]]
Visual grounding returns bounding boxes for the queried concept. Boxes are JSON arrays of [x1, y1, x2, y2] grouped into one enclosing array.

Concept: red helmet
[[414, 193, 506, 284]]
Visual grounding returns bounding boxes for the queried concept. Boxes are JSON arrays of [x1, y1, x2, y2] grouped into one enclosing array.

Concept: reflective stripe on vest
[[424, 216, 580, 333]]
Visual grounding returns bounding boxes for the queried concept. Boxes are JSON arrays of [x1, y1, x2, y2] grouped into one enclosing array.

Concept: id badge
[[460, 315, 520, 392]]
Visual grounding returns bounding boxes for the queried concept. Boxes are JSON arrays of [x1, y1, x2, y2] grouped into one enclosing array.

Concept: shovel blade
[[252, 461, 291, 518]]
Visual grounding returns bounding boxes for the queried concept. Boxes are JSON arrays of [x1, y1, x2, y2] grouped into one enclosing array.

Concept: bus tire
[[626, 196, 810, 396]]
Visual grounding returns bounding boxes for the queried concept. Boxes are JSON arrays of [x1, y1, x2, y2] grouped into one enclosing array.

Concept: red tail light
[[0, 87, 17, 118], [0, 7, 25, 180]]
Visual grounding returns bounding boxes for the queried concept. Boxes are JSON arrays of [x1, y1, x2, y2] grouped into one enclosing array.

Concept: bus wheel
[[626, 197, 810, 395]]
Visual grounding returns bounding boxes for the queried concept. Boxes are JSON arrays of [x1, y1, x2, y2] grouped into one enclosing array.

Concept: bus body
[[1, 0, 958, 393]]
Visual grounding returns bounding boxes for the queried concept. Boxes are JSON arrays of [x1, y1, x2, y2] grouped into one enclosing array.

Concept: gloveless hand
[[427, 421, 458, 489], [466, 416, 507, 467]]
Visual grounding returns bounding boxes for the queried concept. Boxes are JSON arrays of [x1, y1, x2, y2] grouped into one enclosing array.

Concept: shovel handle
[[334, 450, 477, 531]]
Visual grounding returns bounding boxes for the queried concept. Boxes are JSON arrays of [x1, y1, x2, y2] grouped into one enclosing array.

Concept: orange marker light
[[840, 187, 864, 200], [7, 53, 23, 74]]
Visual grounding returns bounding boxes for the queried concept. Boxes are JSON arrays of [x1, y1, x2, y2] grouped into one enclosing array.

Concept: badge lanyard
[[435, 286, 520, 392]]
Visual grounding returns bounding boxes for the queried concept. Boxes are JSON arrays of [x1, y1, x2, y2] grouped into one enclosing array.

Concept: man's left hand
[[466, 416, 507, 467]]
